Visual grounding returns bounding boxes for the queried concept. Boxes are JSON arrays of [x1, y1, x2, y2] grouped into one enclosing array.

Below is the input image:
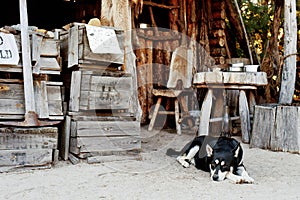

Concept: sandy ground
[[0, 127, 299, 200]]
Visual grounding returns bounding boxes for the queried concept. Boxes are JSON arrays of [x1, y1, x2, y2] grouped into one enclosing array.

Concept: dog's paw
[[243, 176, 254, 184], [235, 177, 254, 184], [176, 156, 190, 168], [226, 172, 254, 184]]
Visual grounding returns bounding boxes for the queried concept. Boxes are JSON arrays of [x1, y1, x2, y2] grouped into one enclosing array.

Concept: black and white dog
[[174, 136, 254, 183]]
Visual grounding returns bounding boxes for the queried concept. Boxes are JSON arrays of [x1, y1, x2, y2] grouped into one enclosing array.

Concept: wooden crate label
[[0, 128, 58, 150], [0, 149, 52, 166]]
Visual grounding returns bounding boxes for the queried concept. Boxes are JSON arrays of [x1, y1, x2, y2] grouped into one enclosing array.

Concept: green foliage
[[237, 0, 277, 59]]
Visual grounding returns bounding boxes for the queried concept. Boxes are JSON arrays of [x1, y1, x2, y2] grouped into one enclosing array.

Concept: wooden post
[[279, 0, 297, 104], [146, 30, 154, 115], [136, 29, 148, 123], [20, 0, 35, 113]]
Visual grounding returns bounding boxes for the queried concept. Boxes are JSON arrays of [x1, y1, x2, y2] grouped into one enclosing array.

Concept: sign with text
[[85, 25, 122, 54], [0, 32, 20, 65]]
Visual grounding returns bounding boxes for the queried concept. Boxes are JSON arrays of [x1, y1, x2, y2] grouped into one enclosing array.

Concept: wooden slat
[[36, 57, 61, 71], [0, 131, 58, 150], [0, 114, 24, 119], [68, 25, 79, 68], [0, 99, 25, 114], [0, 149, 52, 166], [32, 34, 43, 62], [34, 81, 49, 119], [271, 106, 300, 153], [48, 100, 63, 116], [46, 85, 62, 101], [75, 121, 140, 137], [193, 72, 268, 86], [250, 105, 276, 149], [198, 89, 213, 136], [69, 71, 81, 111], [60, 115, 71, 160], [0, 83, 24, 99], [239, 90, 251, 143], [70, 136, 141, 154]]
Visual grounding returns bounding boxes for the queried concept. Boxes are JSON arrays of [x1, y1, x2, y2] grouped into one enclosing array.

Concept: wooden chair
[[148, 47, 195, 134]]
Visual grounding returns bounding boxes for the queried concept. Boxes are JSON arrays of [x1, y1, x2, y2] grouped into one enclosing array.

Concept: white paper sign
[[0, 32, 20, 65], [85, 25, 122, 54]]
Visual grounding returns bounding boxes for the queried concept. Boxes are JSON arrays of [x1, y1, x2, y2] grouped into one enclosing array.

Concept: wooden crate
[[0, 78, 64, 120], [60, 23, 124, 68], [66, 116, 141, 158], [0, 127, 58, 171], [69, 70, 134, 114], [0, 33, 61, 75]]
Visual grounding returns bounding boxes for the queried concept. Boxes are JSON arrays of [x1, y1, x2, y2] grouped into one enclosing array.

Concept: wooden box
[[0, 33, 61, 75], [0, 127, 58, 171], [251, 104, 300, 153], [69, 70, 134, 113], [60, 23, 124, 68], [67, 117, 141, 158], [0, 79, 64, 120]]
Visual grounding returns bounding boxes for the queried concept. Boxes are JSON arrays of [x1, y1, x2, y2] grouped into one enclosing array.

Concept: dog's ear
[[232, 144, 240, 158], [206, 144, 213, 157]]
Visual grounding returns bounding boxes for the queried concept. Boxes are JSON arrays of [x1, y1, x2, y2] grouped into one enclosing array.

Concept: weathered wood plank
[[48, 100, 63, 116], [34, 81, 49, 119], [193, 72, 268, 86], [70, 136, 141, 154], [60, 115, 71, 160], [198, 89, 213, 136], [69, 71, 81, 111], [0, 127, 58, 150], [0, 83, 24, 99], [239, 90, 251, 143], [271, 106, 300, 153], [250, 105, 276, 149], [0, 99, 25, 114], [46, 85, 62, 101], [75, 121, 140, 137], [68, 25, 79, 68], [36, 57, 61, 71], [0, 149, 52, 166], [31, 34, 43, 62]]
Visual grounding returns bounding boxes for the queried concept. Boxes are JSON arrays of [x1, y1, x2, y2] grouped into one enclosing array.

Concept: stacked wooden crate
[[60, 23, 141, 161], [0, 31, 63, 171]]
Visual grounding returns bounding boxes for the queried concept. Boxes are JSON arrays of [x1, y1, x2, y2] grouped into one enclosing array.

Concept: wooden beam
[[143, 1, 180, 9]]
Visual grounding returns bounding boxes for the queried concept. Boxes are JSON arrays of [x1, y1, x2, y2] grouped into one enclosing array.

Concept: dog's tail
[[166, 140, 193, 157], [166, 148, 181, 157]]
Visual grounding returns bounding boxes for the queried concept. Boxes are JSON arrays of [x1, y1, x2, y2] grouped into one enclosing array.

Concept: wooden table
[[193, 71, 268, 143]]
